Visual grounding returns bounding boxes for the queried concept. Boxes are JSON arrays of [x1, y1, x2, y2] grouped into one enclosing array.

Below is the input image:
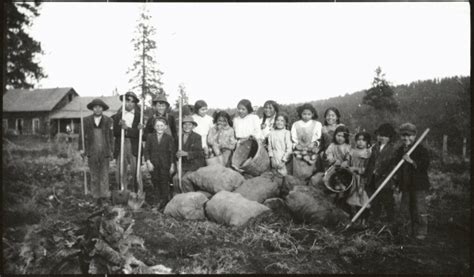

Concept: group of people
[[79, 91, 430, 240]]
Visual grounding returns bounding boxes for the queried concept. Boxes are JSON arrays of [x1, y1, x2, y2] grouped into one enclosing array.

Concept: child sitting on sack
[[393, 123, 430, 240]]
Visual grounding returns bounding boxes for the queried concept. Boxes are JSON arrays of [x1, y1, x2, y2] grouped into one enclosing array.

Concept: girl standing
[[268, 113, 292, 176], [261, 100, 279, 140], [233, 99, 263, 141], [346, 132, 372, 226], [290, 103, 322, 180], [207, 111, 237, 166], [320, 107, 344, 152], [192, 100, 214, 158]]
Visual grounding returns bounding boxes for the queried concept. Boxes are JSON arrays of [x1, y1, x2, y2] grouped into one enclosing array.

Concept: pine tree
[[362, 67, 399, 113], [127, 5, 164, 103], [5, 1, 47, 90]]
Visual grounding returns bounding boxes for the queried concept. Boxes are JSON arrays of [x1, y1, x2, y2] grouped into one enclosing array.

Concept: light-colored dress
[[346, 148, 371, 207], [268, 129, 292, 176], [233, 114, 263, 140], [192, 114, 214, 148], [290, 119, 322, 148], [207, 125, 237, 166], [325, 143, 351, 165], [261, 115, 276, 139]]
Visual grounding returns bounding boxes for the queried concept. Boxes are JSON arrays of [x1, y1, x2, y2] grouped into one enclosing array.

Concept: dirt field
[[2, 136, 471, 274]]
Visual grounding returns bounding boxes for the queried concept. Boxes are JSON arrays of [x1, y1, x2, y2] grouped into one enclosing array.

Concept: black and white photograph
[[2, 1, 471, 274]]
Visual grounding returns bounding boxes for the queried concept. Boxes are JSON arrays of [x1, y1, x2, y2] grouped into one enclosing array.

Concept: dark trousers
[[88, 156, 110, 199], [150, 165, 171, 205], [400, 189, 428, 236], [368, 176, 395, 222]]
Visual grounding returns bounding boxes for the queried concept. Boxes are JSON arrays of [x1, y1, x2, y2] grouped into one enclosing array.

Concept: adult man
[[113, 91, 143, 192], [78, 98, 114, 203]]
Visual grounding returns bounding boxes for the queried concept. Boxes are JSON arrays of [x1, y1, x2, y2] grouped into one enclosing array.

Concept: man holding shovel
[[113, 92, 144, 193], [78, 98, 114, 204]]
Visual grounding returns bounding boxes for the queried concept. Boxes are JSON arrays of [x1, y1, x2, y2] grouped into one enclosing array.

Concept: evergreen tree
[[362, 67, 399, 113], [127, 5, 164, 103], [5, 1, 46, 90]]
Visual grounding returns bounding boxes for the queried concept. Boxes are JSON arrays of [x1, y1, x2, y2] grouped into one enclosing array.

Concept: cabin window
[[32, 118, 40, 134], [68, 94, 73, 102]]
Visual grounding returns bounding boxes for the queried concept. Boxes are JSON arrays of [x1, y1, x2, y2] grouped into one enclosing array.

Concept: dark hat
[[182, 115, 198, 127], [87, 98, 109, 111], [399, 123, 417, 136], [153, 116, 168, 126], [152, 94, 170, 106], [375, 123, 396, 138], [119, 91, 139, 103]]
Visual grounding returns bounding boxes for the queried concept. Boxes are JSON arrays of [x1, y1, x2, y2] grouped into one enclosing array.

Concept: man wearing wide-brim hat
[[79, 98, 114, 204], [172, 115, 206, 193], [112, 91, 144, 193], [145, 93, 178, 142]]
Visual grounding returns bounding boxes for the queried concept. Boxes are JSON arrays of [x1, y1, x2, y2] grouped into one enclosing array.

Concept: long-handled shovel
[[344, 128, 430, 231], [177, 94, 183, 193], [112, 94, 130, 205], [128, 98, 146, 210], [79, 100, 88, 195]]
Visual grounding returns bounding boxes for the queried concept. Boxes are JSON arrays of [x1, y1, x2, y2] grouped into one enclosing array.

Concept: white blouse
[[233, 114, 263, 140], [192, 114, 214, 148], [290, 119, 322, 147], [261, 115, 276, 138]]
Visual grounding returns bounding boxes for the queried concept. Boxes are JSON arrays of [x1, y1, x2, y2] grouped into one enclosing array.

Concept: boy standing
[[144, 117, 176, 209], [79, 98, 114, 203], [366, 123, 398, 222], [394, 123, 430, 240], [173, 116, 206, 193]]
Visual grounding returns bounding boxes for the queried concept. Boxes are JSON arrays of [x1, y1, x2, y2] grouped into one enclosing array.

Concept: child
[[346, 132, 372, 227], [192, 100, 214, 158], [233, 99, 263, 141], [145, 94, 177, 140], [291, 103, 322, 149], [365, 123, 398, 223], [144, 117, 176, 209], [320, 107, 345, 152], [173, 116, 206, 193], [207, 111, 237, 166], [268, 112, 292, 176], [261, 100, 279, 139], [310, 125, 351, 188], [393, 123, 430, 240]]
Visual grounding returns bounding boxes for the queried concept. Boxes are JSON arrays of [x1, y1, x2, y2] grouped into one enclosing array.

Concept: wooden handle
[[120, 94, 126, 191], [136, 98, 144, 193], [80, 100, 88, 195], [178, 94, 183, 192]]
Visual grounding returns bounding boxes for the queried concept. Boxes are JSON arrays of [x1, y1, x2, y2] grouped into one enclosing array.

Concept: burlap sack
[[186, 164, 245, 194], [285, 185, 348, 225], [234, 173, 282, 203], [205, 191, 270, 226], [164, 192, 209, 220]]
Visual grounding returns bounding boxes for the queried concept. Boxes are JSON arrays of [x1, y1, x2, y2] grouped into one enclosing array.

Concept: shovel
[[128, 97, 146, 210], [112, 94, 130, 205]]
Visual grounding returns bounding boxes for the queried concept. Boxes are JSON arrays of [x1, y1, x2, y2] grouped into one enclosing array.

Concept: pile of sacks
[[164, 164, 348, 227]]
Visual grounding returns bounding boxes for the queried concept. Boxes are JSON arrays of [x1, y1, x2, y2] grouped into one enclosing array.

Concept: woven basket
[[231, 138, 270, 177], [323, 165, 354, 193]]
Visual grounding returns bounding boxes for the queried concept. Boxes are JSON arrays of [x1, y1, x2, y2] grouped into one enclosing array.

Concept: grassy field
[[2, 136, 471, 274]]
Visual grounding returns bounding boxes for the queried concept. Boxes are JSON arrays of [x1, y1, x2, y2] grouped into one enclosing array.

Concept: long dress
[[207, 125, 237, 166], [268, 129, 292, 176], [346, 148, 371, 207]]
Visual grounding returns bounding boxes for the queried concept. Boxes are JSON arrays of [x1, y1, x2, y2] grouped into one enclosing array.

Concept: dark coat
[[394, 144, 430, 191], [113, 106, 143, 158], [180, 131, 206, 173], [145, 112, 177, 141], [366, 141, 398, 188], [78, 115, 114, 158], [144, 132, 176, 169]]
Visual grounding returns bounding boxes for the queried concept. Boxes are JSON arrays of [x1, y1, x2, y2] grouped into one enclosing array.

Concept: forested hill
[[268, 76, 470, 153]]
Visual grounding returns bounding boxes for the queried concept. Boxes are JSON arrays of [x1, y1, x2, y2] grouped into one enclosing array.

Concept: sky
[[30, 2, 470, 109]]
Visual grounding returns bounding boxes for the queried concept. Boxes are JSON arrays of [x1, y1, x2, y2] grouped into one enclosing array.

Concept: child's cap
[[182, 115, 198, 127], [399, 123, 417, 136], [154, 116, 168, 126]]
